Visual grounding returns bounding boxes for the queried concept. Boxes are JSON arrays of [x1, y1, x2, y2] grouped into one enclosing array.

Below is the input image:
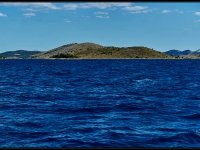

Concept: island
[[1, 42, 200, 59], [32, 42, 172, 59]]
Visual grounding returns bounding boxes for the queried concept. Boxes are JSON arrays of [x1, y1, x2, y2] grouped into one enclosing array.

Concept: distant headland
[[0, 42, 200, 59]]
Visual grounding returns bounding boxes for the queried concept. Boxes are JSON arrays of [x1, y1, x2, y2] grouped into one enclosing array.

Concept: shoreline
[[1, 57, 200, 60]]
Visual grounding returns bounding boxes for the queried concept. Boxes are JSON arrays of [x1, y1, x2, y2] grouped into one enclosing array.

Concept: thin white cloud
[[123, 6, 147, 11], [23, 8, 38, 12], [63, 3, 151, 14], [63, 4, 78, 10], [0, 2, 152, 17], [95, 11, 108, 15], [96, 15, 110, 19], [122, 5, 151, 14], [23, 12, 36, 17], [80, 2, 132, 9], [195, 12, 200, 16], [162, 10, 171, 14], [0, 2, 60, 10], [64, 19, 71, 23], [64, 2, 132, 10], [95, 11, 110, 19], [0, 12, 7, 17], [162, 9, 184, 14]]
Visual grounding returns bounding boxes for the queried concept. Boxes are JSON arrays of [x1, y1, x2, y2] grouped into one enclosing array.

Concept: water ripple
[[1, 59, 200, 148]]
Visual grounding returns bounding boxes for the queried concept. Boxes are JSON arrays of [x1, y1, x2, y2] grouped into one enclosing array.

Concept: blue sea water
[[1, 59, 200, 148]]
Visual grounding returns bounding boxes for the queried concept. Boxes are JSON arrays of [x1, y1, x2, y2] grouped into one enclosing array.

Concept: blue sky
[[0, 2, 200, 52]]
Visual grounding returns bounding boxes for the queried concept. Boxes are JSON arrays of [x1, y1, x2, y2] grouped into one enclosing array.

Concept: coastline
[[1, 57, 200, 60]]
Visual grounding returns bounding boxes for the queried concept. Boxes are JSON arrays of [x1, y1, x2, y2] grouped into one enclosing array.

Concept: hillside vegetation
[[34, 42, 172, 59]]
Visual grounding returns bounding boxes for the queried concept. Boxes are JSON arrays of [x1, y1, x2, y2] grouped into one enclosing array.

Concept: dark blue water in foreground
[[1, 59, 200, 148]]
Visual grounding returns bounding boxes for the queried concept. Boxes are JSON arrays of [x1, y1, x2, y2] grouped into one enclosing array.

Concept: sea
[[1, 59, 200, 148]]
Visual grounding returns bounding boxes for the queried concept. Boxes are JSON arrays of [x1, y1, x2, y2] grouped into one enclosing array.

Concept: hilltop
[[33, 42, 172, 59]]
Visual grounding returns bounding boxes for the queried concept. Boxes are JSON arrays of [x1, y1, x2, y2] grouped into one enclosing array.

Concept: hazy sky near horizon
[[0, 2, 200, 52]]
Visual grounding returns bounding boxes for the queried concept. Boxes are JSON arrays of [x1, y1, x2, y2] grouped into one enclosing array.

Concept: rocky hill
[[33, 42, 172, 59], [165, 49, 192, 56], [165, 49, 200, 58], [0, 50, 42, 59]]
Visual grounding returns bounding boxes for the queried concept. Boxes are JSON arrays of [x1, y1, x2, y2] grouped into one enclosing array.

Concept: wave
[[147, 132, 200, 146], [180, 113, 200, 120], [134, 78, 156, 88], [157, 127, 186, 132]]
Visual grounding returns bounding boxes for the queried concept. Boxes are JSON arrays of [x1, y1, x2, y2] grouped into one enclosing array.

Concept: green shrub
[[51, 53, 77, 58]]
